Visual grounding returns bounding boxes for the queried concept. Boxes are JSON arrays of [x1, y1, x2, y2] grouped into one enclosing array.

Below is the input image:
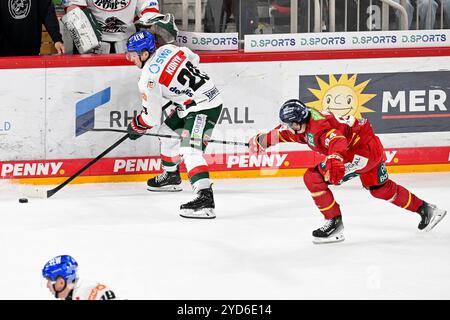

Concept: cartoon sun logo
[[306, 74, 376, 118]]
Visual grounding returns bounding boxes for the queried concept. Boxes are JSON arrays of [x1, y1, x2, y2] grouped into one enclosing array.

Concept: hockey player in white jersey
[[42, 255, 117, 300], [63, 0, 161, 53], [125, 30, 223, 219]]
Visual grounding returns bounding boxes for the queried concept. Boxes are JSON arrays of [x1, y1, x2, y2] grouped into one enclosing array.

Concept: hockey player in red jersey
[[249, 99, 447, 244]]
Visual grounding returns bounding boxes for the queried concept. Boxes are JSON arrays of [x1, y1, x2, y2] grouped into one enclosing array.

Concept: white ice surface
[[0, 172, 449, 300]]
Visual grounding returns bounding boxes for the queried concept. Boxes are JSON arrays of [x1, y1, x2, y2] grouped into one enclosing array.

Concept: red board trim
[[1, 146, 449, 179], [2, 47, 450, 69]]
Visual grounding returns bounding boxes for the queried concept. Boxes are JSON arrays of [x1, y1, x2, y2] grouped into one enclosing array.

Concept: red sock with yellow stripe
[[311, 189, 342, 219], [369, 179, 423, 212], [304, 167, 342, 219]]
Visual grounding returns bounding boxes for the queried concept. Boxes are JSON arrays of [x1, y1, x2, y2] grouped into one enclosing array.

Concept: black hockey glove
[[127, 115, 151, 140]]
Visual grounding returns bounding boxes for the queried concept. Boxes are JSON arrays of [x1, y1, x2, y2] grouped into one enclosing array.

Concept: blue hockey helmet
[[42, 255, 78, 283], [279, 99, 310, 125], [126, 30, 156, 55]]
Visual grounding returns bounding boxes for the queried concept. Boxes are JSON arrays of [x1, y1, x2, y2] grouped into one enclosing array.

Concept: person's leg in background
[[233, 0, 259, 35], [204, 0, 225, 32], [439, 0, 450, 28], [417, 0, 438, 29], [393, 0, 414, 28]]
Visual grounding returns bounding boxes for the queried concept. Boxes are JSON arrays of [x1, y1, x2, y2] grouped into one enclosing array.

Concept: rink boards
[[0, 147, 449, 184], [1, 48, 450, 183]]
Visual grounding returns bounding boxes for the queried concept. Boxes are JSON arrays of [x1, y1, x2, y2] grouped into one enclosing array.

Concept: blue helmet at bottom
[[279, 99, 310, 125], [126, 30, 156, 55], [42, 255, 78, 283]]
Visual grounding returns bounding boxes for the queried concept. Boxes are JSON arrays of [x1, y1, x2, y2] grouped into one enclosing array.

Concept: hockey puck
[[19, 198, 28, 203]]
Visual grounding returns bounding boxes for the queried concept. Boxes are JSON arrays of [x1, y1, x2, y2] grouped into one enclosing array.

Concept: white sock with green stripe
[[159, 125, 181, 172], [181, 147, 211, 193]]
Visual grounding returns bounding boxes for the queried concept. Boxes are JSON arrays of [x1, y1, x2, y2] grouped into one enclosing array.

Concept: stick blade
[[22, 187, 49, 199]]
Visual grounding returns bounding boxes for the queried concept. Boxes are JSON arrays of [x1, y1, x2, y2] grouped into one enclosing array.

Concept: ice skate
[[312, 215, 345, 244], [147, 169, 182, 192], [180, 187, 215, 219], [417, 202, 447, 232]]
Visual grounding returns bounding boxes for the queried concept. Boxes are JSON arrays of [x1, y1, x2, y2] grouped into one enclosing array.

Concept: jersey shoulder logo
[[309, 108, 325, 121], [92, 0, 131, 12], [148, 48, 174, 75], [8, 0, 31, 20], [307, 132, 316, 147]]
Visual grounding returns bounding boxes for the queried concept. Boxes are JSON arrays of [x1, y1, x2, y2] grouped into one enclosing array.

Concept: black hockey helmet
[[279, 99, 310, 125]]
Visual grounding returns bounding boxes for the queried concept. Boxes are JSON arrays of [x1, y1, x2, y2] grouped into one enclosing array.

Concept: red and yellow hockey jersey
[[261, 109, 379, 162]]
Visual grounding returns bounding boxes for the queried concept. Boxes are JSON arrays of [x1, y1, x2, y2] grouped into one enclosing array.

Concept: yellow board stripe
[[403, 191, 412, 209], [10, 163, 450, 185], [13, 169, 309, 185], [319, 199, 336, 212]]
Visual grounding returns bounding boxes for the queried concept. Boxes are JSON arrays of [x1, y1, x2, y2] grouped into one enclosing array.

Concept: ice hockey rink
[[0, 172, 449, 300]]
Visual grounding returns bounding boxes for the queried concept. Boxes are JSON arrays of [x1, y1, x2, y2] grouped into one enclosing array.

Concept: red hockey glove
[[319, 153, 345, 185], [127, 115, 152, 140], [248, 133, 267, 154]]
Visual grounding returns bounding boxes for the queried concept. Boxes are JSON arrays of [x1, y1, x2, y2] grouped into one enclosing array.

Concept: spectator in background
[[232, 0, 259, 35], [0, 0, 64, 56], [204, 0, 259, 35], [204, 0, 230, 33], [62, 0, 161, 54], [269, 0, 315, 33], [414, 0, 450, 29], [441, 0, 450, 28], [416, 0, 438, 29]]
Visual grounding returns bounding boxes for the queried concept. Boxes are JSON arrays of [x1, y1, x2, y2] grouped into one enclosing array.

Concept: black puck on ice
[[19, 198, 28, 203]]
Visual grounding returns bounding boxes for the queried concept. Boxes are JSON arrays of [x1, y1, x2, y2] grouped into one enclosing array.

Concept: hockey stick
[[26, 134, 130, 199], [89, 128, 250, 147]]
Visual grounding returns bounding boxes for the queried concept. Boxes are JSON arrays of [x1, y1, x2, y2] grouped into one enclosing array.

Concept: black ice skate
[[180, 187, 215, 219], [417, 201, 447, 232], [147, 169, 182, 192], [312, 215, 345, 244]]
